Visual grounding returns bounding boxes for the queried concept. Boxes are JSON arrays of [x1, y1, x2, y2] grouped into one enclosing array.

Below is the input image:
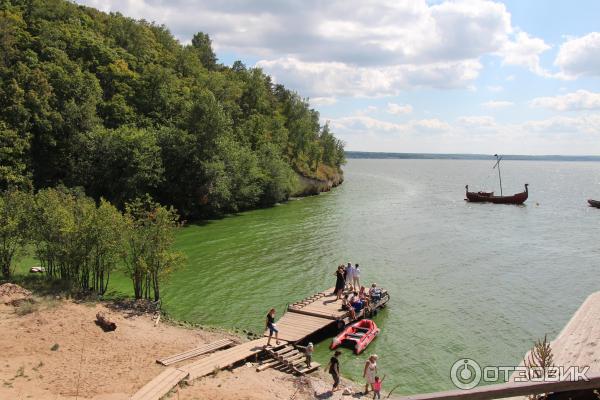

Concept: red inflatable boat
[[330, 319, 380, 354]]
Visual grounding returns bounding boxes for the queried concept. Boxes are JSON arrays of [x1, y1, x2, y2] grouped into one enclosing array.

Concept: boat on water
[[466, 184, 528, 204], [465, 154, 529, 205], [588, 199, 600, 208], [330, 319, 379, 354]]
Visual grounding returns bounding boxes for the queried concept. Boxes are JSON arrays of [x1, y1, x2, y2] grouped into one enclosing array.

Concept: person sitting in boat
[[369, 283, 382, 302], [359, 286, 370, 308], [351, 291, 365, 316]]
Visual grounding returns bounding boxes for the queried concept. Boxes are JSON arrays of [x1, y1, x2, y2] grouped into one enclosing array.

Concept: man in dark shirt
[[326, 350, 342, 392]]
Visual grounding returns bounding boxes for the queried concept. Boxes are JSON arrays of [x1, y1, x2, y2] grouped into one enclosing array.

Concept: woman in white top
[[363, 354, 378, 394], [353, 263, 361, 290]]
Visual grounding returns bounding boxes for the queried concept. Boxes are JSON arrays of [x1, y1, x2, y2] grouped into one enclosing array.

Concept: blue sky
[[77, 0, 600, 155]]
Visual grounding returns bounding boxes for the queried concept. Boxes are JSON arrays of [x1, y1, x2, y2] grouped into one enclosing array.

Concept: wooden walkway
[[181, 337, 281, 380], [287, 288, 347, 320], [132, 287, 363, 399], [130, 367, 188, 400], [156, 338, 234, 365]]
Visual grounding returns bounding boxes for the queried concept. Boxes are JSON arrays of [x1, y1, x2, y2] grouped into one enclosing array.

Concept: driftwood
[[95, 312, 117, 332]]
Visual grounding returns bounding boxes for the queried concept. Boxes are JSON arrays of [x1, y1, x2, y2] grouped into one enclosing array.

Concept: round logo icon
[[450, 358, 482, 390]]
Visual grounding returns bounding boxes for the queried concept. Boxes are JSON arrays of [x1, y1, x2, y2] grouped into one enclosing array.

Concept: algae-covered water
[[86, 159, 600, 394]]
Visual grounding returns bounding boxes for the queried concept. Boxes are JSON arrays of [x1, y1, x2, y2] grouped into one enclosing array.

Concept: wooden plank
[[182, 338, 284, 380], [394, 374, 600, 400], [295, 362, 320, 375], [156, 338, 234, 366], [263, 311, 335, 342], [130, 367, 188, 400], [256, 358, 281, 372]]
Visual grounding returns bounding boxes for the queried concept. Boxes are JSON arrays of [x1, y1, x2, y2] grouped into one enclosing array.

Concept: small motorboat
[[330, 319, 379, 354], [588, 199, 600, 208]]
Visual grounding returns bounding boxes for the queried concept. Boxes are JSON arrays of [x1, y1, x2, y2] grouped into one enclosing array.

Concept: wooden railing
[[394, 374, 600, 400]]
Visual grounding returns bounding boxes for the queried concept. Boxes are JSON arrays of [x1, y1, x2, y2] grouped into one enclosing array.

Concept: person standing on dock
[[326, 350, 342, 392], [265, 308, 280, 346], [353, 263, 361, 290], [346, 262, 356, 290], [335, 265, 345, 300]]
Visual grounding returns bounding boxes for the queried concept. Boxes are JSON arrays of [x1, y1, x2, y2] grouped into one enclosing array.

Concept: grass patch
[[14, 301, 38, 316]]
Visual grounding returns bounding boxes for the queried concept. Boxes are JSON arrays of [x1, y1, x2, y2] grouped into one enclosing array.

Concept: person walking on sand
[[372, 375, 386, 399], [265, 308, 280, 346], [326, 350, 342, 392], [335, 265, 345, 300], [363, 354, 378, 394], [353, 263, 361, 290]]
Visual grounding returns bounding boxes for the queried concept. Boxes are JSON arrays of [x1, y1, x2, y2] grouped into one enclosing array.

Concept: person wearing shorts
[[266, 308, 280, 346]]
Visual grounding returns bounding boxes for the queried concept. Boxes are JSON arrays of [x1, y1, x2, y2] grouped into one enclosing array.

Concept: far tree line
[[0, 187, 182, 301]]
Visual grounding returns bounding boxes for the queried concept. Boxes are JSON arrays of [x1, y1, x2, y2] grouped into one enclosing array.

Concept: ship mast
[[493, 154, 503, 196]]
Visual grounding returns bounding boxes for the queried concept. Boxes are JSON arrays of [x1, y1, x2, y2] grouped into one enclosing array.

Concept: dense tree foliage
[[0, 0, 345, 218]]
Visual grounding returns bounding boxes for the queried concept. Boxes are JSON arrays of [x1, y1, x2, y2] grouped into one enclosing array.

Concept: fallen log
[[95, 312, 116, 332]]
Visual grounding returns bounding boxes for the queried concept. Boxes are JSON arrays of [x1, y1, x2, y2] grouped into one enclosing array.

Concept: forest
[[0, 0, 345, 219]]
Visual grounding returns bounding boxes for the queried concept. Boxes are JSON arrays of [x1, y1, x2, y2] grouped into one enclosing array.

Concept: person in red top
[[372, 375, 386, 399]]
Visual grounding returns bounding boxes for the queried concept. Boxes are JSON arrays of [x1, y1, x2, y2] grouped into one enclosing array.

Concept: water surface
[[127, 159, 600, 394]]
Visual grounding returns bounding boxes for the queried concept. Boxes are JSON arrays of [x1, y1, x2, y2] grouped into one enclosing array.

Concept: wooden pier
[[131, 286, 387, 400]]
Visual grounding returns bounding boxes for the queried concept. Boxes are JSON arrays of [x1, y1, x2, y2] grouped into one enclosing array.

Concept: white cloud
[[482, 100, 514, 109], [387, 103, 413, 115], [257, 57, 481, 97], [457, 115, 497, 127], [498, 31, 551, 76], [522, 114, 600, 135], [75, 0, 551, 98], [486, 85, 504, 92], [555, 32, 600, 78], [530, 90, 600, 111], [310, 97, 338, 106]]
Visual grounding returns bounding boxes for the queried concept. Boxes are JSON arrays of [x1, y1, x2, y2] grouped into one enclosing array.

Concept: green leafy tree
[[0, 121, 30, 190], [124, 195, 184, 301], [0, 189, 32, 279], [191, 32, 217, 70]]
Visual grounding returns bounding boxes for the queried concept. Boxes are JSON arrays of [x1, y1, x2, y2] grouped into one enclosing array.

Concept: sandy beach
[[0, 289, 368, 400]]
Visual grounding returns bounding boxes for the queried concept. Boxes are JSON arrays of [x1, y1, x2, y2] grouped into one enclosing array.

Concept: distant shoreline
[[346, 151, 600, 162]]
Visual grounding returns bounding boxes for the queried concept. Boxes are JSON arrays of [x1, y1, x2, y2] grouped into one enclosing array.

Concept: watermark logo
[[450, 358, 590, 390], [450, 358, 482, 389]]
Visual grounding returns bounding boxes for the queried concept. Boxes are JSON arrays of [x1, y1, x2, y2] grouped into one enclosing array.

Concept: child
[[372, 375, 386, 399], [305, 342, 314, 367]]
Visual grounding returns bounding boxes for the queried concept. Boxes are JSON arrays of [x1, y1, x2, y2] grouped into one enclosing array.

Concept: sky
[[75, 0, 600, 155]]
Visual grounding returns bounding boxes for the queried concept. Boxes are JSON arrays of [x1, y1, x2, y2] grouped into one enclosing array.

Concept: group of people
[[263, 262, 387, 397], [335, 262, 383, 319], [326, 352, 386, 398], [334, 262, 361, 299]]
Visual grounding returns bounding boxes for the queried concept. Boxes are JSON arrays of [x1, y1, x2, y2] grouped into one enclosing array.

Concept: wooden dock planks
[[288, 288, 348, 320], [156, 338, 234, 366], [263, 311, 335, 342], [181, 337, 281, 380], [130, 367, 188, 400]]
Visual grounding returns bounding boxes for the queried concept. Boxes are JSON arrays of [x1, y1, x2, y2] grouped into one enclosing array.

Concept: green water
[[18, 159, 600, 395]]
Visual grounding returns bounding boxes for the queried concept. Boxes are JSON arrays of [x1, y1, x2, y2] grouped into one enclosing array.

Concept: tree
[[0, 189, 31, 279], [191, 32, 217, 70], [124, 195, 183, 301], [88, 199, 125, 294], [0, 122, 30, 190]]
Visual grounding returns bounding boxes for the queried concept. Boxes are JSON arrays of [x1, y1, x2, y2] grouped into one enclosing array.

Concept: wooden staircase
[[257, 345, 320, 375]]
